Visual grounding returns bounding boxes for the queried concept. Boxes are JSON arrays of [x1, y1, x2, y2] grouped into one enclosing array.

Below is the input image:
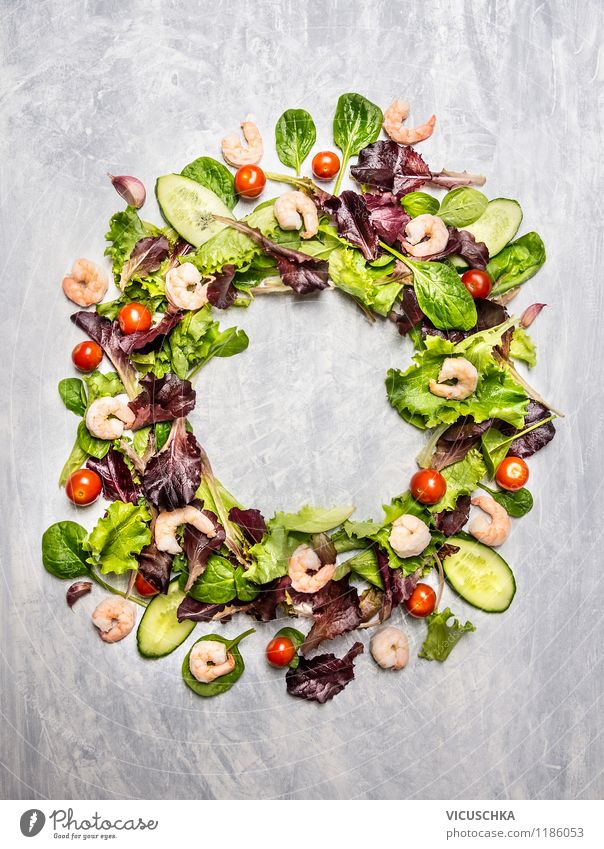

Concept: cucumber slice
[[450, 198, 523, 269], [444, 533, 516, 612], [137, 579, 196, 658], [156, 174, 234, 247]]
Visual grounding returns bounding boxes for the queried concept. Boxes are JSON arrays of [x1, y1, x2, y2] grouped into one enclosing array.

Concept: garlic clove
[[108, 173, 146, 209]]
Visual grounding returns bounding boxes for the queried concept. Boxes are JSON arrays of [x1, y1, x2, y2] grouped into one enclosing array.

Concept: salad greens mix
[[43, 92, 556, 704]]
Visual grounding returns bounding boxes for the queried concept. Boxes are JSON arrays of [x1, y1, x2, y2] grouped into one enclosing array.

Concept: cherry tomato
[[65, 469, 102, 506], [312, 151, 341, 181], [117, 302, 152, 335], [406, 583, 437, 618], [410, 469, 447, 505], [495, 456, 529, 491], [71, 340, 103, 372], [461, 269, 493, 299], [266, 636, 296, 667], [134, 572, 159, 598], [234, 165, 266, 199]]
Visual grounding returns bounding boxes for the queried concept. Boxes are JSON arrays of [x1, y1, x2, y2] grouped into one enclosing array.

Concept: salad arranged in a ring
[[42, 93, 556, 703]]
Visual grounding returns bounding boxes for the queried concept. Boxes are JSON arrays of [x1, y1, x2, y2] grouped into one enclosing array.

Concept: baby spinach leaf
[[488, 232, 546, 297], [84, 500, 151, 575], [419, 607, 475, 662], [273, 626, 305, 669], [274, 504, 355, 533], [181, 156, 237, 210], [42, 521, 89, 580], [401, 191, 440, 218], [234, 567, 259, 602], [77, 420, 111, 460], [275, 109, 316, 175], [182, 630, 254, 697], [437, 187, 488, 228], [332, 93, 383, 193], [402, 256, 477, 331], [58, 378, 87, 416], [186, 554, 237, 604], [478, 483, 533, 517]]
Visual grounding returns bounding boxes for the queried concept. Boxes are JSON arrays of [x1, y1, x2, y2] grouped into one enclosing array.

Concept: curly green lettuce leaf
[[246, 524, 294, 585], [187, 203, 279, 275], [419, 607, 476, 662], [84, 500, 151, 575], [386, 324, 529, 430], [105, 207, 148, 280], [509, 326, 536, 368], [427, 447, 486, 513], [328, 246, 403, 316]]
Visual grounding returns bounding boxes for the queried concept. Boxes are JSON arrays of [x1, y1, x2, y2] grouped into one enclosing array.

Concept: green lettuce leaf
[[105, 207, 148, 281], [328, 246, 403, 316], [84, 500, 151, 575], [419, 607, 476, 662], [386, 323, 529, 429], [187, 203, 279, 275], [427, 448, 486, 513], [509, 327, 536, 368], [246, 525, 293, 585]]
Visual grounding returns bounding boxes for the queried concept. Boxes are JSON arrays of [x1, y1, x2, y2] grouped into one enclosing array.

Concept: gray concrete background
[[1, 0, 603, 800]]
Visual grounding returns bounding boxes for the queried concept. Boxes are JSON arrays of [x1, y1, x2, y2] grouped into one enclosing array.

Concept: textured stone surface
[[1, 0, 602, 800]]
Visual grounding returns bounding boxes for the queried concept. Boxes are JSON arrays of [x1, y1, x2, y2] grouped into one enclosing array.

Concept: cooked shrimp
[[91, 597, 136, 643], [429, 357, 478, 401], [165, 262, 208, 310], [221, 115, 263, 167], [189, 640, 236, 683], [402, 214, 449, 257], [288, 544, 335, 593], [470, 495, 512, 546], [85, 396, 135, 440], [370, 626, 410, 670], [155, 506, 217, 555], [389, 514, 431, 558], [383, 99, 436, 145], [62, 258, 108, 307], [274, 191, 319, 239]]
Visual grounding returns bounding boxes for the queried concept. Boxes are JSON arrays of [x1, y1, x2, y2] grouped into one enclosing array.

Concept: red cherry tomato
[[71, 340, 103, 372], [266, 636, 296, 667], [234, 165, 266, 199], [495, 456, 529, 491], [312, 151, 341, 181], [65, 469, 102, 506], [461, 269, 493, 299], [410, 469, 447, 505], [117, 302, 152, 335], [134, 572, 159, 598], [406, 583, 437, 618]]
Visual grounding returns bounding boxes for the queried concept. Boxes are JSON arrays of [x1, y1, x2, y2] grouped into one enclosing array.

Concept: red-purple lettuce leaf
[[431, 419, 493, 470], [118, 311, 184, 355], [120, 235, 170, 288], [290, 578, 362, 656], [321, 191, 379, 260], [136, 542, 173, 594], [228, 507, 267, 544], [207, 264, 237, 309], [433, 495, 471, 536], [423, 227, 489, 269], [245, 575, 291, 621], [182, 506, 226, 591], [128, 373, 196, 430], [389, 288, 425, 335], [177, 596, 248, 622], [376, 549, 421, 621], [364, 192, 410, 244], [142, 417, 201, 509], [285, 642, 364, 704], [71, 311, 138, 399], [351, 141, 431, 196], [498, 400, 556, 458], [86, 448, 142, 503]]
